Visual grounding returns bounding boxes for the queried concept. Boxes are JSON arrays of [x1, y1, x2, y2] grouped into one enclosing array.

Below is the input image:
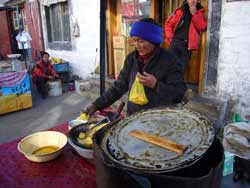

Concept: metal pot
[[100, 107, 215, 173]]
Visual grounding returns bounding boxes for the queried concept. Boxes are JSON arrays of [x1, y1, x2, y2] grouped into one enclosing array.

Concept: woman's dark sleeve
[[155, 57, 187, 104], [92, 55, 132, 110]]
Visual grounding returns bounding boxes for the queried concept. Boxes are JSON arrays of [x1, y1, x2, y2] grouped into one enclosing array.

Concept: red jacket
[[164, 6, 207, 50], [32, 60, 56, 81]]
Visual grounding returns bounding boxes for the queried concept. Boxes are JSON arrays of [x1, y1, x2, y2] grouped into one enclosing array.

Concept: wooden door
[[106, 0, 151, 77], [159, 0, 208, 93], [8, 9, 19, 53]]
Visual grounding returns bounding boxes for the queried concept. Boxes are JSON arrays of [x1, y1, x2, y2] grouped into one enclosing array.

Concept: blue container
[[52, 62, 69, 73]]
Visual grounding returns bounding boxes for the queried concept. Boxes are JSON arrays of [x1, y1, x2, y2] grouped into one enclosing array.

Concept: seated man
[[32, 51, 58, 99], [84, 18, 187, 116]]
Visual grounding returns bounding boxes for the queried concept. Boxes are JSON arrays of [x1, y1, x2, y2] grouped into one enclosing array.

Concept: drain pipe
[[100, 0, 107, 96]]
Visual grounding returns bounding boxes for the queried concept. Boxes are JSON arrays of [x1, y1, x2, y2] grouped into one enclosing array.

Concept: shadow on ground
[[0, 91, 90, 144]]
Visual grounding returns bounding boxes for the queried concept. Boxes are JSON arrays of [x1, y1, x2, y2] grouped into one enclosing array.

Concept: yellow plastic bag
[[129, 76, 148, 105]]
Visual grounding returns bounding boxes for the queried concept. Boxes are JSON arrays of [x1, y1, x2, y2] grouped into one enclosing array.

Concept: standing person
[[164, 0, 207, 71], [31, 51, 58, 99], [16, 26, 32, 64], [83, 18, 187, 116]]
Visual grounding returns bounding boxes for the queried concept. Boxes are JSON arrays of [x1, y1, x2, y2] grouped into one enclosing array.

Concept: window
[[45, 2, 71, 50]]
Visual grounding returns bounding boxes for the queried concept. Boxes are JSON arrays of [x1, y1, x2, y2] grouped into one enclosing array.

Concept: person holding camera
[[165, 0, 207, 71]]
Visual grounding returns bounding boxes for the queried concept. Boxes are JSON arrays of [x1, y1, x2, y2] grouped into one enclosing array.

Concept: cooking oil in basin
[[101, 108, 214, 172], [32, 145, 60, 155]]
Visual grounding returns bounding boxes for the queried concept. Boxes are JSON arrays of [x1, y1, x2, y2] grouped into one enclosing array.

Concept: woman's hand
[[189, 5, 197, 15], [137, 72, 157, 89], [81, 104, 97, 117]]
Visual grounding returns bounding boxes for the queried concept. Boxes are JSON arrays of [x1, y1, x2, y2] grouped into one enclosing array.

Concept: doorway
[[158, 0, 208, 93], [7, 5, 28, 55]]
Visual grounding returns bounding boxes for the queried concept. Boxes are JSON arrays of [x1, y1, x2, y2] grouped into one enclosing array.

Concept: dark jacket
[[164, 3, 207, 50], [93, 48, 187, 115]]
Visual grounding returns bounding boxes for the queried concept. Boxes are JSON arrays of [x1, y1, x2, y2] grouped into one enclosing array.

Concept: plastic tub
[[47, 80, 62, 96]]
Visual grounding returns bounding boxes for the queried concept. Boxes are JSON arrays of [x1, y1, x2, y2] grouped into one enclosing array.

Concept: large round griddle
[[101, 108, 215, 172]]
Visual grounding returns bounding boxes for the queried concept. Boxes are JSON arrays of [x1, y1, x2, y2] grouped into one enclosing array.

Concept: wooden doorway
[[106, 0, 151, 78], [158, 0, 208, 93], [7, 5, 28, 54]]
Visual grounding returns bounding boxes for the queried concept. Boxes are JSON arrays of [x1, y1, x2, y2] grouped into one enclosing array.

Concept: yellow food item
[[87, 123, 108, 138], [50, 57, 56, 64], [88, 123, 95, 129], [32, 145, 59, 155], [77, 113, 89, 121], [82, 137, 93, 148], [77, 136, 93, 148], [76, 123, 109, 148], [77, 137, 85, 145], [50, 57, 64, 64], [79, 132, 86, 139]]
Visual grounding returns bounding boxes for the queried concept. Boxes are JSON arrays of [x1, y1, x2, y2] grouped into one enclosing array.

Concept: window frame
[[44, 2, 72, 51]]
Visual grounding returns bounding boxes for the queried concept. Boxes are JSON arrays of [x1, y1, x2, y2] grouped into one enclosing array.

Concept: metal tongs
[[85, 117, 110, 132], [80, 101, 125, 132]]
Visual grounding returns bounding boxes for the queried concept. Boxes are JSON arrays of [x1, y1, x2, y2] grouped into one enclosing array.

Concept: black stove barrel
[[93, 107, 224, 188]]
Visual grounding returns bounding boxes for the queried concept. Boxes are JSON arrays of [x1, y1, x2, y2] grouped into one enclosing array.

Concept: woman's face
[[42, 54, 50, 64], [187, 0, 198, 7], [132, 37, 156, 56]]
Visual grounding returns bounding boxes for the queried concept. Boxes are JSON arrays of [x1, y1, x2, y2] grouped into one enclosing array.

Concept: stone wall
[[205, 0, 222, 93], [216, 1, 250, 119]]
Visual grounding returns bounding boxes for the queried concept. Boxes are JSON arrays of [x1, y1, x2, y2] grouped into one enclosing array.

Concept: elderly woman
[[85, 18, 187, 116]]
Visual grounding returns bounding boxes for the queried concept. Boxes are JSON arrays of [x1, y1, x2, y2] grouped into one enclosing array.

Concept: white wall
[[41, 0, 100, 79], [217, 1, 250, 118]]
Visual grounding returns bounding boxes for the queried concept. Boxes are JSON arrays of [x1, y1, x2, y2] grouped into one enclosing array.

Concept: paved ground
[[0, 91, 90, 144], [0, 77, 119, 144]]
